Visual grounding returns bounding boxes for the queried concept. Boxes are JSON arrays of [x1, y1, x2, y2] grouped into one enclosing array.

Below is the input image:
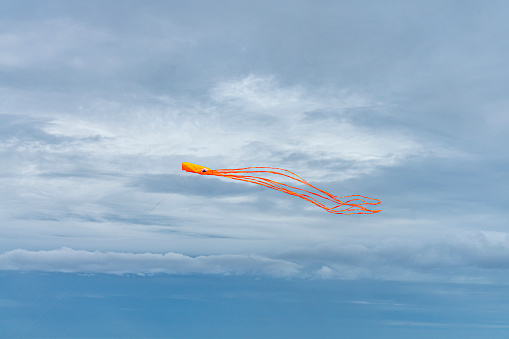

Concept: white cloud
[[0, 74, 456, 267], [0, 247, 301, 277], [211, 75, 309, 109], [43, 119, 114, 138], [30, 74, 428, 181], [315, 265, 335, 279], [3, 231, 509, 282]]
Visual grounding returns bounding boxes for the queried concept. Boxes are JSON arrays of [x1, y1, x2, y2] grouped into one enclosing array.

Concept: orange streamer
[[182, 162, 381, 215]]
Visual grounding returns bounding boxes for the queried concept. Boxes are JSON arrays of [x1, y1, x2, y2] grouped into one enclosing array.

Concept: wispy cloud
[[10, 74, 429, 181], [1, 74, 433, 239]]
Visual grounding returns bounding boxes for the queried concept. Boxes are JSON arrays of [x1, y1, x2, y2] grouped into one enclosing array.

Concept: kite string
[[150, 175, 190, 212], [16, 274, 84, 339]]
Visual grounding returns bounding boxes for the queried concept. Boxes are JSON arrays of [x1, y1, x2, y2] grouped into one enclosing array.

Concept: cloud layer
[[1, 1, 509, 285], [0, 247, 300, 277], [3, 230, 509, 283]]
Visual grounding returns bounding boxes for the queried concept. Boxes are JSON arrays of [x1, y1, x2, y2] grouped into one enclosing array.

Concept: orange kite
[[182, 162, 381, 215]]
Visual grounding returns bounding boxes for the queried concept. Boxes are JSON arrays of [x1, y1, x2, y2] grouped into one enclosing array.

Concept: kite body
[[182, 162, 211, 174], [181, 162, 381, 215]]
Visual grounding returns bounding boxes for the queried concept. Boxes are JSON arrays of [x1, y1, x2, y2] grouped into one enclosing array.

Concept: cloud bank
[[0, 247, 300, 277], [4, 230, 509, 283]]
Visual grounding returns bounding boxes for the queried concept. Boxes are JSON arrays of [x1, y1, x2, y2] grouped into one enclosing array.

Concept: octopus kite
[[182, 162, 381, 215]]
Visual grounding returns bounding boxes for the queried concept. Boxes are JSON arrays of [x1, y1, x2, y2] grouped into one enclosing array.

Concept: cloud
[[2, 0, 507, 290], [0, 74, 432, 239], [287, 231, 509, 282], [4, 231, 509, 282], [0, 74, 435, 252], [0, 247, 300, 277], [211, 74, 310, 110], [20, 74, 428, 180]]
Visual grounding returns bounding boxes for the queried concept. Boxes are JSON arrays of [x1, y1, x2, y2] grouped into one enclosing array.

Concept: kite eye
[[201, 168, 208, 173]]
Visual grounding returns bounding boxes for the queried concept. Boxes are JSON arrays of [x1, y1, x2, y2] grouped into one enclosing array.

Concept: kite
[[182, 162, 381, 215]]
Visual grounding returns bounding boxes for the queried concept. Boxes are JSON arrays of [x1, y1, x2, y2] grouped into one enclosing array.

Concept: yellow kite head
[[182, 162, 212, 174]]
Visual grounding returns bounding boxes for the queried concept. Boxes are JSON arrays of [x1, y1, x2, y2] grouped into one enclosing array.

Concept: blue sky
[[1, 0, 509, 337]]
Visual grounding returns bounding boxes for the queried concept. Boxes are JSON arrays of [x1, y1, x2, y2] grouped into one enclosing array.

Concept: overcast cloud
[[1, 0, 509, 285]]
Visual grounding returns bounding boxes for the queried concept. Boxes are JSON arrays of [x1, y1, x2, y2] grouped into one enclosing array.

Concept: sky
[[1, 0, 509, 338]]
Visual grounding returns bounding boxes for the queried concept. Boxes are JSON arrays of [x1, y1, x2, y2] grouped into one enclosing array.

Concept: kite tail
[[206, 167, 381, 215]]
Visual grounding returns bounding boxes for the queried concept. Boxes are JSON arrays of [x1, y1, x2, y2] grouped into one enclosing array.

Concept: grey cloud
[[3, 0, 501, 96], [0, 115, 48, 141], [279, 232, 509, 282], [1, 0, 509, 285], [135, 173, 257, 196]]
